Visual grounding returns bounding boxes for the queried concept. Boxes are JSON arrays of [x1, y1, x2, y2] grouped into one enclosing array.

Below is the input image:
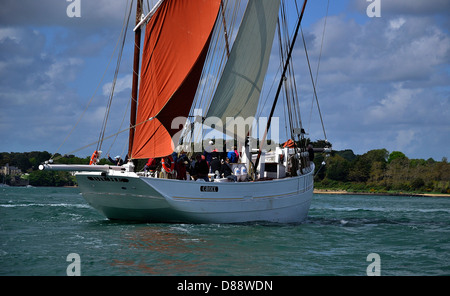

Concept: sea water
[[1, 187, 449, 276]]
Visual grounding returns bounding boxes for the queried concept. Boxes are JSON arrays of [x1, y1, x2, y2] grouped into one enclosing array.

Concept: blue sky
[[0, 0, 449, 161]]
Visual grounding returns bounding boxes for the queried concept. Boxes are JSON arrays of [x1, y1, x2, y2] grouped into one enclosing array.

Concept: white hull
[[75, 165, 314, 224]]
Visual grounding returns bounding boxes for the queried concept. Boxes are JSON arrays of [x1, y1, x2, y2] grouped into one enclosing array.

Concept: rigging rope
[[306, 0, 329, 140], [51, 113, 153, 162], [96, 0, 134, 152], [50, 0, 134, 161], [301, 27, 327, 141], [105, 94, 131, 157]]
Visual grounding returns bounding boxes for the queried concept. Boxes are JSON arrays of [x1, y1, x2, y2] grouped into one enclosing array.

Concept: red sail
[[131, 0, 220, 159]]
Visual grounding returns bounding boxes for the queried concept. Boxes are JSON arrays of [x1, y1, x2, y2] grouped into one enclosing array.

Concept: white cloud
[[395, 129, 416, 151], [0, 28, 24, 42], [308, 14, 450, 84], [102, 74, 132, 96], [296, 7, 449, 160], [367, 84, 420, 124], [45, 57, 84, 83], [389, 17, 406, 30]]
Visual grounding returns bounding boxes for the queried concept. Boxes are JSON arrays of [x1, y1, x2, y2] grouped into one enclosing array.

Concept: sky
[[0, 0, 449, 161]]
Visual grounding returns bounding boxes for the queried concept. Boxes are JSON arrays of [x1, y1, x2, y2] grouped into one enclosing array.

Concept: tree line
[[1, 152, 88, 187], [312, 148, 450, 194], [1, 149, 449, 194], [0, 151, 147, 186]]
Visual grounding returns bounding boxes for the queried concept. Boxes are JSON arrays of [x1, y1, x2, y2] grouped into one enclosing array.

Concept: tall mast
[[128, 0, 142, 159], [254, 0, 308, 172]]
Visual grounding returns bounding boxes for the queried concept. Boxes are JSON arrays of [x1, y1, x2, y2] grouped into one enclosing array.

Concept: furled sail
[[131, 0, 221, 159], [205, 0, 281, 139]]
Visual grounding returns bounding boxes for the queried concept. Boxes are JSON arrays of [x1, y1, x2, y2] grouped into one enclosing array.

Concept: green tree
[[28, 170, 54, 186], [385, 157, 410, 190], [28, 170, 74, 187], [388, 151, 407, 163], [348, 156, 370, 182], [348, 149, 388, 183], [326, 154, 350, 181], [366, 149, 389, 164], [335, 149, 357, 162], [369, 161, 385, 183], [411, 177, 425, 190]]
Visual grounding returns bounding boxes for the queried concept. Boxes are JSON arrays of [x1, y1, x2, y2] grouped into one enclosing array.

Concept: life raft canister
[[162, 155, 175, 173], [89, 150, 99, 165]]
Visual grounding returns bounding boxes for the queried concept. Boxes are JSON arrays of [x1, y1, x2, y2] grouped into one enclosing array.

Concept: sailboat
[[40, 0, 330, 223]]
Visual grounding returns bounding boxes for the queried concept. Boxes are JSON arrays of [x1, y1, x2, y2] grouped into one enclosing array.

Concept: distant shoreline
[[313, 189, 450, 198]]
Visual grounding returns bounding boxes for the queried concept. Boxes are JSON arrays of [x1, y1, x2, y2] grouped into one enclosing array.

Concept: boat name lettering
[[200, 186, 218, 192], [87, 176, 129, 183]]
